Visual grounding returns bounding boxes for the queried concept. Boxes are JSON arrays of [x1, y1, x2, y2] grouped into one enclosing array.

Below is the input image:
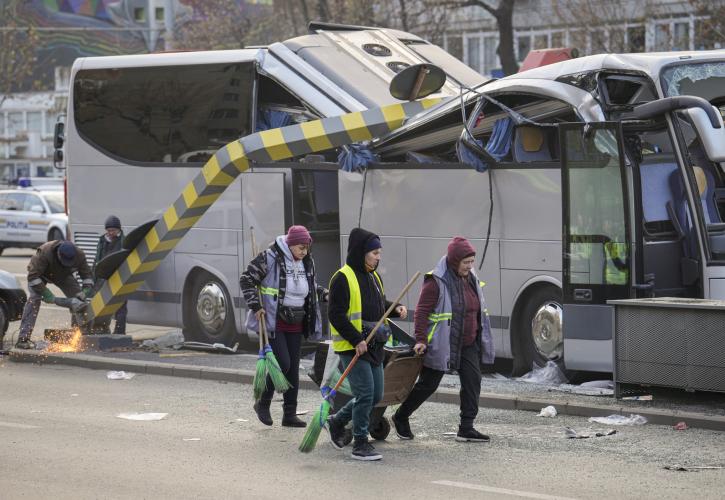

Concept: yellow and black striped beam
[[84, 98, 441, 323]]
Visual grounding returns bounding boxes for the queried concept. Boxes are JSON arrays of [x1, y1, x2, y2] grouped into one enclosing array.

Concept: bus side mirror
[[54, 122, 65, 149], [686, 107, 725, 162]]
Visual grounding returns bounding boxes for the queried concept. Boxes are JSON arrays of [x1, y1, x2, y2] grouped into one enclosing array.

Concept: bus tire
[[0, 298, 8, 335], [512, 286, 564, 377], [184, 272, 236, 346], [48, 228, 64, 242]]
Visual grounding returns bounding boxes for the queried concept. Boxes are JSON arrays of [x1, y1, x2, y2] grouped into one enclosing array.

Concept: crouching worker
[[240, 225, 327, 428], [15, 240, 93, 349], [325, 228, 407, 461], [392, 237, 494, 442]]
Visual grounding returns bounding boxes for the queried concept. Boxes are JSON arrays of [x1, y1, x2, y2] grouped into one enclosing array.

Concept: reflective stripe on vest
[[427, 312, 452, 342], [330, 265, 383, 352], [260, 286, 278, 297]]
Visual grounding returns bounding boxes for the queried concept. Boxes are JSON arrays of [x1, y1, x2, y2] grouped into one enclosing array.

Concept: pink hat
[[447, 236, 476, 268], [286, 225, 312, 246]]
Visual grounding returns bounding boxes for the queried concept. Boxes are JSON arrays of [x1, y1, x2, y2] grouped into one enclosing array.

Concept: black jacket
[[328, 227, 398, 365]]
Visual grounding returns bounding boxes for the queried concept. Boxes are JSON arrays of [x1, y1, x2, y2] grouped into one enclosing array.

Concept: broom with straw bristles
[[250, 227, 291, 395], [299, 271, 421, 453]]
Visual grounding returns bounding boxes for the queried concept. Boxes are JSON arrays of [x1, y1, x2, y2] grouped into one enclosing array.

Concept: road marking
[[432, 480, 578, 500], [0, 421, 40, 429]]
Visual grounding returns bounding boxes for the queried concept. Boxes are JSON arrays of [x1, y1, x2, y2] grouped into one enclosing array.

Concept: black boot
[[253, 400, 273, 426], [281, 405, 306, 428], [351, 437, 382, 461]]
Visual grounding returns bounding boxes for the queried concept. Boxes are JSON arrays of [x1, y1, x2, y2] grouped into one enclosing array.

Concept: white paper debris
[[116, 412, 168, 421], [183, 438, 201, 441], [236, 418, 249, 422], [588, 414, 647, 426], [107, 371, 136, 380], [537, 405, 557, 417]]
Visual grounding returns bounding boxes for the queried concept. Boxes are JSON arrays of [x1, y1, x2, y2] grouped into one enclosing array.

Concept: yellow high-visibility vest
[[330, 264, 384, 352]]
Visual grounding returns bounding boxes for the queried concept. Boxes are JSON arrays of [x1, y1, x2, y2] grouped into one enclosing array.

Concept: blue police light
[[18, 177, 32, 188]]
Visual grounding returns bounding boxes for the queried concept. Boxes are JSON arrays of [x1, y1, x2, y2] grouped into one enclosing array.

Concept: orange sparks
[[45, 328, 83, 353]]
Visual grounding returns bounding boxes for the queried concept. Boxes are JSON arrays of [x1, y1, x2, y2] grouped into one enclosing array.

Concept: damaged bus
[[61, 21, 725, 374]]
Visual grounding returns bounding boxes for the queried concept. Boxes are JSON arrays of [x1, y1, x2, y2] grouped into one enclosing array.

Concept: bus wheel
[[186, 273, 236, 346], [512, 286, 563, 376]]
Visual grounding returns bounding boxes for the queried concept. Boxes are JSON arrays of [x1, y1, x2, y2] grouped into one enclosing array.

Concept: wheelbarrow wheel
[[369, 416, 391, 441]]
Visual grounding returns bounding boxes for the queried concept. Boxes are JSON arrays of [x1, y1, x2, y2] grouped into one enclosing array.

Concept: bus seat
[[639, 159, 678, 224], [486, 118, 514, 160], [693, 165, 722, 224], [668, 168, 698, 259], [513, 126, 552, 162]]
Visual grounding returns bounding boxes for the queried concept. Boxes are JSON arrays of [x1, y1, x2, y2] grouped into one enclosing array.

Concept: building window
[[610, 27, 625, 52], [673, 22, 690, 51], [517, 35, 531, 62], [8, 112, 23, 137], [627, 25, 645, 52], [534, 34, 548, 50], [551, 31, 564, 48], [155, 7, 164, 21], [591, 29, 607, 54], [483, 37, 498, 74], [466, 36, 482, 73], [45, 112, 57, 137], [446, 35, 463, 62], [134, 7, 146, 22], [27, 112, 42, 134], [655, 24, 671, 51]]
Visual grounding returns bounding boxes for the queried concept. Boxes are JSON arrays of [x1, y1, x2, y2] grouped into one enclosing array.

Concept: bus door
[[560, 123, 632, 372]]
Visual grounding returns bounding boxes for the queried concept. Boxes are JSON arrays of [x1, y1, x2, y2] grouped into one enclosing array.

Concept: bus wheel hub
[[531, 301, 563, 360], [197, 283, 226, 333]]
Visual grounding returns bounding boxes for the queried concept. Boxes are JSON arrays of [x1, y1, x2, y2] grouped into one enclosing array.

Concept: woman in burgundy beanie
[[240, 225, 327, 427], [392, 236, 495, 443]]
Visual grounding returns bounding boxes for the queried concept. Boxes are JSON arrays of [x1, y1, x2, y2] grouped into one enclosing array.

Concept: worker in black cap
[[92, 215, 127, 335], [15, 240, 93, 349]]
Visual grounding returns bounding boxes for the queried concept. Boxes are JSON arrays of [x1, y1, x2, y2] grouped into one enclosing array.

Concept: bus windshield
[[661, 61, 725, 112]]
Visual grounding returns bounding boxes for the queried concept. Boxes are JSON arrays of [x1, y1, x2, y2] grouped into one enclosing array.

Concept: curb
[[8, 349, 725, 432]]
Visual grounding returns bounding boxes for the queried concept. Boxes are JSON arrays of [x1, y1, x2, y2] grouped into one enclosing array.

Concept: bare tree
[[0, 0, 39, 105], [438, 0, 518, 75], [689, 0, 725, 49]]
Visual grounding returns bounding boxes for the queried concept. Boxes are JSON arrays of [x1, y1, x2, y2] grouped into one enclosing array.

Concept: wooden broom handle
[[331, 271, 421, 392]]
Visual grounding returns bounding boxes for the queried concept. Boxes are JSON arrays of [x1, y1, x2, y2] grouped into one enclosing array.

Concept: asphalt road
[[1, 362, 724, 500]]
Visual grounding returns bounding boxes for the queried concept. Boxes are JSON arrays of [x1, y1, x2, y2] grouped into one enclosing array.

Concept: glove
[[41, 288, 56, 304]]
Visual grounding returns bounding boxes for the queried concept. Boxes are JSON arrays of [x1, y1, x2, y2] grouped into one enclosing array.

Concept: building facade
[[441, 0, 721, 77]]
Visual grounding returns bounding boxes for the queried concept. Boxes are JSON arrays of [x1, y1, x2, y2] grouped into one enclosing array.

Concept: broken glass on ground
[[518, 361, 567, 385], [564, 427, 617, 439]]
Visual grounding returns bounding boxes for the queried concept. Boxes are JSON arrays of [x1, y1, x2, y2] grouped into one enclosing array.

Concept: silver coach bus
[[62, 24, 725, 373]]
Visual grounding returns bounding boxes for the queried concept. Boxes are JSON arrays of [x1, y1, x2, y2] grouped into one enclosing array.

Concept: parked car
[[0, 188, 68, 255], [0, 269, 27, 336]]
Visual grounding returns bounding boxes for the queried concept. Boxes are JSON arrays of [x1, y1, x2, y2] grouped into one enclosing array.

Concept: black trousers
[[260, 331, 301, 412], [397, 344, 482, 429]]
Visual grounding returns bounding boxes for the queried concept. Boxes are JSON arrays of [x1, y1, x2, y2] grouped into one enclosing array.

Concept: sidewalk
[[5, 343, 725, 432]]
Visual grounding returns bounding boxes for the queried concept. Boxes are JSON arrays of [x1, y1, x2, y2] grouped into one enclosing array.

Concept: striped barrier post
[[84, 98, 441, 323]]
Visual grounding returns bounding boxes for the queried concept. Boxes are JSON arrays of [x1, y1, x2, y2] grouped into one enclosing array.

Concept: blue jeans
[[332, 355, 383, 440]]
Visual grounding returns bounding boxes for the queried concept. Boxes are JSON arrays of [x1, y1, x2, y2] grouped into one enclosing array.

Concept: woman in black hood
[[325, 227, 407, 461]]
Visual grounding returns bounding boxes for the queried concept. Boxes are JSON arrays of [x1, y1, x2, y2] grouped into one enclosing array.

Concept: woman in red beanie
[[240, 225, 328, 427], [392, 236, 494, 442]]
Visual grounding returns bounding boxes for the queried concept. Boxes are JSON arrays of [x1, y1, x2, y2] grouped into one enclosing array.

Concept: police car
[[0, 179, 68, 255]]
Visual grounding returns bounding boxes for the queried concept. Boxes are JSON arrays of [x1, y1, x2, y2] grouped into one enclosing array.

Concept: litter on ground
[[537, 405, 557, 417], [107, 371, 135, 380], [588, 414, 647, 426], [116, 412, 168, 421], [518, 361, 567, 385], [564, 427, 617, 439]]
